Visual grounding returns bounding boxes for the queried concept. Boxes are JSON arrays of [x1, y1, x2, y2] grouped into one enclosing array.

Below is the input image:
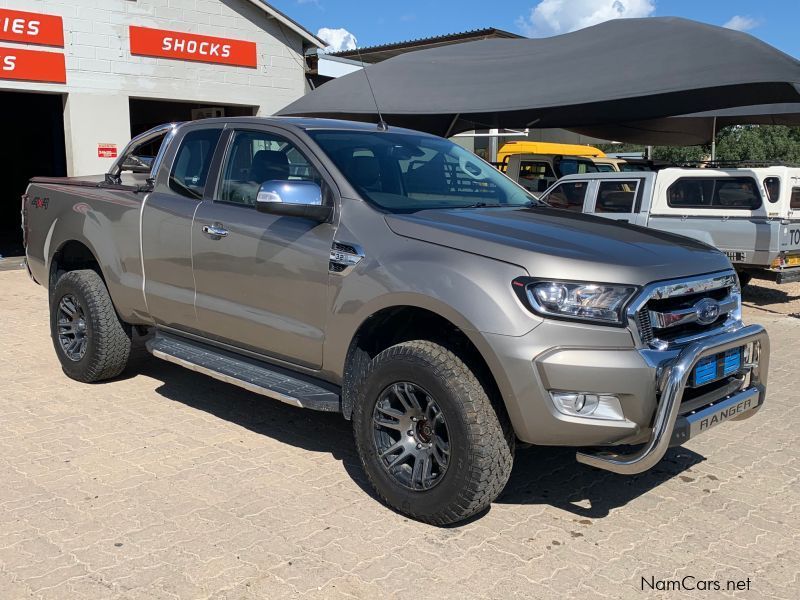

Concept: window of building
[[219, 130, 322, 206], [595, 180, 639, 213], [667, 177, 762, 210], [542, 181, 589, 212]]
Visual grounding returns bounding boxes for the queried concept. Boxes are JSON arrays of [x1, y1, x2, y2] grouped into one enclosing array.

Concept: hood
[[385, 207, 732, 286]]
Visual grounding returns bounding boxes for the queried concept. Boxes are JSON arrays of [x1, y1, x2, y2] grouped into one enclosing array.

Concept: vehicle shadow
[[495, 444, 704, 519], [130, 352, 705, 524], [742, 282, 800, 307]]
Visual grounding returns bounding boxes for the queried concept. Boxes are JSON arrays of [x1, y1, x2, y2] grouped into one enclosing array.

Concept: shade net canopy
[[279, 17, 800, 137], [568, 103, 800, 146]]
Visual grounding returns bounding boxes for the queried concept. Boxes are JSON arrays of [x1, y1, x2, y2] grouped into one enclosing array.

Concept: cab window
[[218, 130, 322, 207], [168, 128, 222, 199], [667, 177, 762, 210], [595, 180, 639, 213], [542, 181, 589, 212]]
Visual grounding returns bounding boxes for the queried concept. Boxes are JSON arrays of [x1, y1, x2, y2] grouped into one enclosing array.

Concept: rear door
[[141, 124, 223, 330], [779, 184, 800, 259]]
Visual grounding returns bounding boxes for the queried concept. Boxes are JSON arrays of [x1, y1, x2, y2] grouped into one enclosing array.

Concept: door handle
[[202, 224, 228, 238]]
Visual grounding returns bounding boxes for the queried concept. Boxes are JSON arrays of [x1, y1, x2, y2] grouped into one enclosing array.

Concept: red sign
[[129, 26, 257, 68], [0, 8, 64, 47], [0, 47, 65, 84], [98, 144, 118, 159]]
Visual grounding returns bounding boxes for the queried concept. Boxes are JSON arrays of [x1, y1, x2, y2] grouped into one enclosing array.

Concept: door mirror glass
[[256, 180, 331, 221], [121, 154, 155, 173]]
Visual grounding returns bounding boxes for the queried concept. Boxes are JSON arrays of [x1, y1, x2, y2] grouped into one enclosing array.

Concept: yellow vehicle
[[496, 141, 606, 165]]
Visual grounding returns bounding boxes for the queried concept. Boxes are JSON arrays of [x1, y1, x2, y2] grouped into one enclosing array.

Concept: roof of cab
[[178, 116, 438, 136]]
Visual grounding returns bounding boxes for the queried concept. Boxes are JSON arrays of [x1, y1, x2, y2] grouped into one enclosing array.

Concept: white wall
[[0, 0, 310, 174]]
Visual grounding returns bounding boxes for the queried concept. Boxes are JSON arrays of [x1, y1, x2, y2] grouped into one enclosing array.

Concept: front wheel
[[353, 341, 514, 525]]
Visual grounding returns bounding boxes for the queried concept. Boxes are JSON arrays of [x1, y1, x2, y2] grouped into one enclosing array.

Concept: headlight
[[513, 278, 637, 325]]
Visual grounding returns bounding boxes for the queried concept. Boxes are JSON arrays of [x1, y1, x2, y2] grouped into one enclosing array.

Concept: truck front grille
[[631, 272, 740, 348]]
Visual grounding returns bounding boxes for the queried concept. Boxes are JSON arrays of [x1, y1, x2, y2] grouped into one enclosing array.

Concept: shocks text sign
[[129, 26, 257, 68]]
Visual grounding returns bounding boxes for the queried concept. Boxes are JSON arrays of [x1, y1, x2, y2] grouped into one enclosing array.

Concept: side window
[[764, 177, 780, 203], [218, 130, 322, 206], [168, 129, 222, 199], [595, 180, 639, 213], [543, 181, 589, 212], [120, 133, 167, 175], [791, 187, 800, 210], [667, 178, 761, 210]]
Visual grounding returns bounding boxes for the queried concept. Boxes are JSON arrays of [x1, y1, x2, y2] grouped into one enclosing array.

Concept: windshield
[[307, 130, 536, 212]]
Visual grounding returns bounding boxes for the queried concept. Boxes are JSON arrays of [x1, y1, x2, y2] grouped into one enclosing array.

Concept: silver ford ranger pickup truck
[[22, 117, 769, 525]]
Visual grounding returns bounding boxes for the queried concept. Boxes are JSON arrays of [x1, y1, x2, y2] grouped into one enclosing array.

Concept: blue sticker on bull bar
[[693, 347, 742, 386]]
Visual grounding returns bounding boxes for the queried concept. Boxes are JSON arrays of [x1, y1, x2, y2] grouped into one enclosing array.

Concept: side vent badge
[[330, 242, 364, 275]]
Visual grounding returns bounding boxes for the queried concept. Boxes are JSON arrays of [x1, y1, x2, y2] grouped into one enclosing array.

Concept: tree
[[596, 125, 800, 164]]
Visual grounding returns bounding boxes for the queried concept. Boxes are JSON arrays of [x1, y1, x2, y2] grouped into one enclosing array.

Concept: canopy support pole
[[444, 113, 461, 138], [710, 116, 717, 163]]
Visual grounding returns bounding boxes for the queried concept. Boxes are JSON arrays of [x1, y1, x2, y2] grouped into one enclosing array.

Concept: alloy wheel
[[372, 382, 451, 491], [57, 294, 88, 361]]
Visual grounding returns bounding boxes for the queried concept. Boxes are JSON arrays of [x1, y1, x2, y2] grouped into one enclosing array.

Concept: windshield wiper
[[458, 202, 507, 208]]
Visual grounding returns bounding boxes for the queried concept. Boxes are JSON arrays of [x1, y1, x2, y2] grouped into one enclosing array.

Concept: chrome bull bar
[[576, 324, 769, 475]]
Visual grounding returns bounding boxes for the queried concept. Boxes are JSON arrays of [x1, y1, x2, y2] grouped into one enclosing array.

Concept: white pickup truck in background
[[538, 166, 800, 285]]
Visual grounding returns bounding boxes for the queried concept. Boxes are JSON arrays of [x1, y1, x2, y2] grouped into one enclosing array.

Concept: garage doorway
[[129, 98, 257, 137], [0, 91, 67, 258]]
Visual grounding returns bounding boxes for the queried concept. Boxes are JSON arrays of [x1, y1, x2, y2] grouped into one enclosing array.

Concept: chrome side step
[[146, 332, 340, 412]]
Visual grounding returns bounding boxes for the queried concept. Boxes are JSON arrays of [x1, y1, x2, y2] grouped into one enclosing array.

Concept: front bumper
[[483, 321, 769, 474], [576, 324, 768, 474]]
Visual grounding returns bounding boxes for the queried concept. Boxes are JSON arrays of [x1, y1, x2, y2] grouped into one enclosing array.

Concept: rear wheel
[[50, 269, 131, 383], [353, 340, 514, 525]]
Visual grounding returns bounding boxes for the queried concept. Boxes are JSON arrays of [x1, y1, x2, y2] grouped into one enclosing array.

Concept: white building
[[0, 0, 323, 255]]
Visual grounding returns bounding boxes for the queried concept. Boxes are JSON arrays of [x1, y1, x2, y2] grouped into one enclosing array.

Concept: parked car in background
[[499, 153, 620, 194], [496, 140, 606, 164], [538, 167, 800, 285], [23, 117, 769, 525]]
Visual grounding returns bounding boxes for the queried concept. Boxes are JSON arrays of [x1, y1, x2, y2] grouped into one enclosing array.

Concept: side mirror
[[121, 154, 153, 174], [255, 180, 332, 222]]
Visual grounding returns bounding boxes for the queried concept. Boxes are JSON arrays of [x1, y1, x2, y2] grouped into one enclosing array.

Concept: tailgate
[[779, 220, 800, 259]]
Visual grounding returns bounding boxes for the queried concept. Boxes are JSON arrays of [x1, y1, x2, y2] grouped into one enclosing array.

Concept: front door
[[191, 127, 336, 369]]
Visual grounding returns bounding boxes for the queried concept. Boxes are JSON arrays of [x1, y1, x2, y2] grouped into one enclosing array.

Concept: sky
[[268, 0, 800, 57]]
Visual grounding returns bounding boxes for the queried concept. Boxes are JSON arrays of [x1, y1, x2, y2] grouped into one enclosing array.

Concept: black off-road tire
[[50, 269, 131, 383], [353, 341, 514, 525]]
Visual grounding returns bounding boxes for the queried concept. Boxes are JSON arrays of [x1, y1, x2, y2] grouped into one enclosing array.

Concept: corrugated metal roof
[[328, 28, 522, 62]]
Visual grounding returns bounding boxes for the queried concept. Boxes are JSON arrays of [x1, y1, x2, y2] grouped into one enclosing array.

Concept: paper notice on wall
[[97, 144, 118, 159]]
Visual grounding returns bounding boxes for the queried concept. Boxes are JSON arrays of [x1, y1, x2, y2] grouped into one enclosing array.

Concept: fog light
[[550, 391, 625, 420]]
